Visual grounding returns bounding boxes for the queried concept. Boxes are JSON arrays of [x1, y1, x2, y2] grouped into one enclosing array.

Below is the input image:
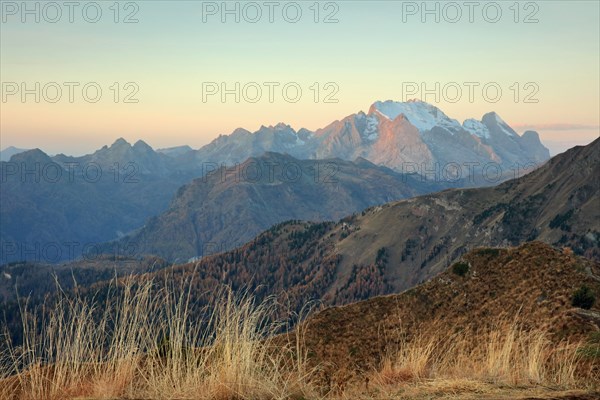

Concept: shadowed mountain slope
[[111, 152, 462, 262]]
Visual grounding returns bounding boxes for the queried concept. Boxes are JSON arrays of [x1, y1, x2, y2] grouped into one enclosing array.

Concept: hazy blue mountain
[[156, 145, 194, 157], [0, 146, 29, 161], [0, 140, 200, 264]]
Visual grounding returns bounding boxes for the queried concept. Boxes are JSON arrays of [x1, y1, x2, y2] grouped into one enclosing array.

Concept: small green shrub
[[452, 262, 469, 277], [571, 286, 596, 309]]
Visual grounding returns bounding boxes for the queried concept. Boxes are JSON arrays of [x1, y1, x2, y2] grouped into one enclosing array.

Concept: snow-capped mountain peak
[[370, 100, 461, 134], [190, 99, 549, 174], [462, 118, 490, 139]]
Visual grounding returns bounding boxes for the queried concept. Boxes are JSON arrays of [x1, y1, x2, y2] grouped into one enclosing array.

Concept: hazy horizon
[[1, 103, 597, 158]]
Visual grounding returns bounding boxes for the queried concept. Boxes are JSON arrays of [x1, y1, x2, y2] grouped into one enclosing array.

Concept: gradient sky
[[1, 0, 599, 155]]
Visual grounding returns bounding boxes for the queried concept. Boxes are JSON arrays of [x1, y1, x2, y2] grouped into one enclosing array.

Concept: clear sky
[[1, 0, 599, 155]]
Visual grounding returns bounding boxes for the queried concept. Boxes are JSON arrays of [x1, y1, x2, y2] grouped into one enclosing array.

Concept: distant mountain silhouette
[[0, 140, 199, 263]]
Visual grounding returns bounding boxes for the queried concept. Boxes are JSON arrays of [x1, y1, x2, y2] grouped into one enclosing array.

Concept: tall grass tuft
[[374, 318, 590, 390], [0, 275, 318, 400]]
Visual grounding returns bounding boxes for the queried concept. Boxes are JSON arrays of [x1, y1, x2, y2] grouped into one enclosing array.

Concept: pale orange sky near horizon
[[1, 1, 598, 156]]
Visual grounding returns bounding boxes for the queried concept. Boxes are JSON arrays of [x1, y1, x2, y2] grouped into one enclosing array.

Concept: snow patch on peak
[[462, 119, 490, 139], [363, 114, 379, 141], [373, 108, 391, 120], [372, 100, 461, 134]]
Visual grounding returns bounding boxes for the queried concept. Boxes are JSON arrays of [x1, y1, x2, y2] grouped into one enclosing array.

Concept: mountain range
[[3, 138, 590, 357], [1, 100, 550, 264], [184, 100, 550, 176], [0, 142, 200, 263], [114, 138, 598, 314], [0, 123, 597, 398]]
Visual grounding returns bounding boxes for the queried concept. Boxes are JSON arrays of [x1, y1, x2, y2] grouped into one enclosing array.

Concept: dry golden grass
[[370, 317, 596, 397], [0, 275, 597, 399], [0, 276, 319, 400]]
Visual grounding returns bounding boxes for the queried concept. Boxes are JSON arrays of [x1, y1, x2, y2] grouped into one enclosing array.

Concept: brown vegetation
[[1, 242, 599, 399]]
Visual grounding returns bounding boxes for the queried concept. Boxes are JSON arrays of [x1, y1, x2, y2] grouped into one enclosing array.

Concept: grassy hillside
[[1, 242, 598, 399], [296, 242, 600, 387]]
